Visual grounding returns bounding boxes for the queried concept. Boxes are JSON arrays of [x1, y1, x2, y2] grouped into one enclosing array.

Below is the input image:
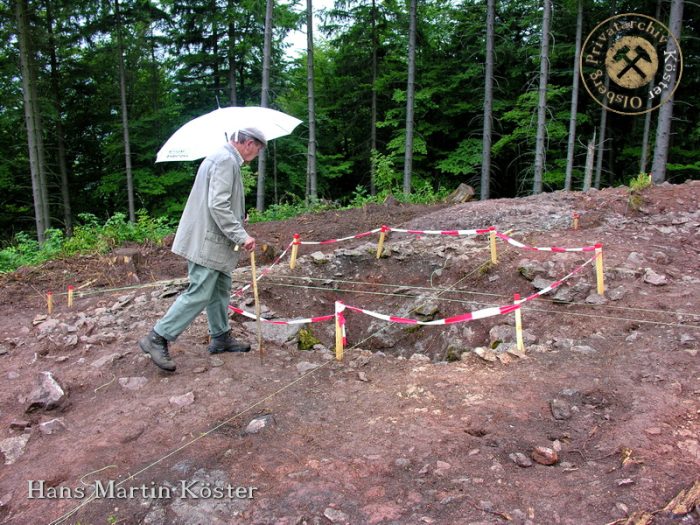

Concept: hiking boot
[[208, 330, 251, 354], [139, 330, 176, 371]]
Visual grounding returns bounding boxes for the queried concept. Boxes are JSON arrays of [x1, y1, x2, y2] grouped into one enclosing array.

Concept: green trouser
[[154, 261, 232, 341]]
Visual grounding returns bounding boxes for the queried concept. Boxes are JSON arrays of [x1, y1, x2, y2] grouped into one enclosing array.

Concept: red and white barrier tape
[[495, 231, 598, 253], [232, 240, 294, 297], [227, 304, 335, 325], [388, 226, 493, 236], [292, 225, 598, 253], [228, 254, 596, 329], [339, 253, 595, 326], [297, 228, 383, 245]]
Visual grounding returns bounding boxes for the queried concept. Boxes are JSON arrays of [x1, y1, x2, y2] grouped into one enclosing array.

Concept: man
[[139, 128, 266, 372]]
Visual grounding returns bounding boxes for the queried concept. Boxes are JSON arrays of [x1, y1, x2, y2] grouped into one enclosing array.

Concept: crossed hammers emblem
[[612, 45, 653, 80]]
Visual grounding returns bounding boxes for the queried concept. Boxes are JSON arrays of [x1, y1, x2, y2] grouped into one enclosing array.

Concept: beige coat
[[171, 143, 248, 274]]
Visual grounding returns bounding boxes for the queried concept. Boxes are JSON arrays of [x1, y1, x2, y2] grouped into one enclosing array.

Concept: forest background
[[1, 0, 698, 247]]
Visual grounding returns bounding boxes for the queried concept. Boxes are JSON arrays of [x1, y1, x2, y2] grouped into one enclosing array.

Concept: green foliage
[[2, 0, 699, 241], [628, 172, 652, 193], [297, 327, 321, 351], [627, 172, 652, 211], [373, 151, 401, 195], [0, 211, 173, 273], [348, 185, 374, 208], [247, 200, 334, 224], [241, 164, 257, 197], [437, 138, 483, 177]]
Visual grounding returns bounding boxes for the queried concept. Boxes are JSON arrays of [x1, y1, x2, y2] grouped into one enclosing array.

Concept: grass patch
[[0, 210, 174, 273]]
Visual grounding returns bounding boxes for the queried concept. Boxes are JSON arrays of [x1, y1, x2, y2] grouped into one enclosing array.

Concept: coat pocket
[[201, 230, 235, 267]]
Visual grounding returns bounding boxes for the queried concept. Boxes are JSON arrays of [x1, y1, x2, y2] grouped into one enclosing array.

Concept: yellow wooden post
[[514, 293, 525, 352], [595, 243, 605, 295], [290, 234, 300, 269], [489, 228, 498, 264], [376, 225, 388, 259], [250, 251, 264, 363], [572, 212, 580, 230], [47, 292, 53, 315], [335, 301, 344, 361], [67, 285, 74, 308]]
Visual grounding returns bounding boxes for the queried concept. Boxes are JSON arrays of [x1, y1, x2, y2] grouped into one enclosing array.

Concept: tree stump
[[108, 247, 142, 283], [447, 183, 475, 203]]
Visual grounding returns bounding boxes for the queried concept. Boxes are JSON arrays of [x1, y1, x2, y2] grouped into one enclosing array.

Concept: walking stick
[[250, 250, 264, 364]]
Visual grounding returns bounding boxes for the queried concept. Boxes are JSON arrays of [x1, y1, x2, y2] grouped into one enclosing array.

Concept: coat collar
[[225, 142, 244, 165]]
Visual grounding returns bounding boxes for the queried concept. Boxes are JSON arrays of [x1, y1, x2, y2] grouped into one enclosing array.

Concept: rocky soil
[[0, 181, 698, 525]]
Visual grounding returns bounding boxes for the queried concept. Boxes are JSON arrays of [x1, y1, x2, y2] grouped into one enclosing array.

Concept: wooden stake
[[47, 292, 53, 315], [376, 225, 388, 259], [250, 251, 264, 363], [514, 293, 525, 353], [489, 228, 498, 264], [290, 234, 300, 269], [595, 243, 605, 295], [335, 301, 344, 361], [572, 212, 580, 230], [67, 285, 74, 308]]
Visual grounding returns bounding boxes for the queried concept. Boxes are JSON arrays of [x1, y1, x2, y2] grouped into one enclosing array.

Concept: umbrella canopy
[[156, 106, 302, 163]]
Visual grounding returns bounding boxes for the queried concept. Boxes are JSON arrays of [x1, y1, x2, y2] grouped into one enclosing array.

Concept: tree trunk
[[583, 128, 596, 191], [115, 0, 135, 222], [403, 0, 417, 196], [370, 0, 378, 196], [564, 0, 582, 192], [257, 0, 273, 211], [227, 0, 237, 106], [594, 95, 608, 189], [273, 141, 278, 204], [211, 0, 221, 96], [640, 99, 654, 175], [639, 0, 662, 174], [46, 0, 73, 236], [480, 0, 495, 200], [593, 0, 618, 190], [306, 0, 317, 204], [15, 0, 49, 242], [651, 0, 684, 184], [532, 0, 551, 194]]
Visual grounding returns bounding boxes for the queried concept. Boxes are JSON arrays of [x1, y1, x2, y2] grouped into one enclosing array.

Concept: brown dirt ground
[[0, 183, 698, 525]]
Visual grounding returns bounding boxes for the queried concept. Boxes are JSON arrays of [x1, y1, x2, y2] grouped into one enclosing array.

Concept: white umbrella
[[156, 106, 302, 163]]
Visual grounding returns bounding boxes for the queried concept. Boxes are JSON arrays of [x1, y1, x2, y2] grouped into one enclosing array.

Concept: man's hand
[[243, 236, 256, 252]]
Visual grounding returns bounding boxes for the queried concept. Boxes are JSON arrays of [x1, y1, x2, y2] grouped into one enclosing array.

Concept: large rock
[[518, 259, 546, 281], [413, 296, 440, 319], [550, 399, 572, 420], [169, 392, 195, 407], [91, 352, 122, 368], [531, 276, 553, 291], [643, 268, 668, 286], [244, 414, 275, 434], [39, 418, 67, 435], [242, 321, 303, 346], [310, 251, 330, 265], [0, 434, 30, 465], [119, 377, 149, 391], [489, 324, 537, 347], [35, 318, 60, 336], [24, 372, 66, 413], [531, 446, 558, 465], [170, 468, 252, 523]]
